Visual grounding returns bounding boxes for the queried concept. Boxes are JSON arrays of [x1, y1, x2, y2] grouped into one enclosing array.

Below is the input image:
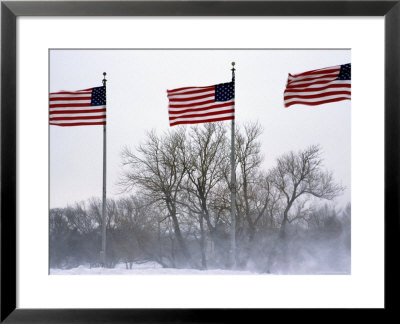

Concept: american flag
[[284, 63, 351, 107], [49, 86, 106, 126], [167, 81, 235, 127]]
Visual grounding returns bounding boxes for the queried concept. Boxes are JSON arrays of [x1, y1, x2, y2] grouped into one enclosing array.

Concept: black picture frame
[[1, 1, 399, 322]]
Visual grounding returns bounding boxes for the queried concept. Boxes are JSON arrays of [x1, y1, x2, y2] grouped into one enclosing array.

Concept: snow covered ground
[[50, 262, 257, 275]]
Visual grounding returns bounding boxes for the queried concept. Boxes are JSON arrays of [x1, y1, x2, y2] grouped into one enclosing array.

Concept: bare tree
[[235, 122, 264, 241], [119, 128, 191, 265], [179, 123, 229, 267], [269, 145, 344, 237], [64, 202, 93, 235]]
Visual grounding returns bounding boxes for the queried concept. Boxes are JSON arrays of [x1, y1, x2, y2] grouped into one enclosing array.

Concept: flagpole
[[101, 72, 107, 267], [230, 62, 236, 268]]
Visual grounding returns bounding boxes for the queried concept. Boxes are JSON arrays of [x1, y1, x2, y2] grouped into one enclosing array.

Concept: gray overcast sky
[[49, 49, 350, 209]]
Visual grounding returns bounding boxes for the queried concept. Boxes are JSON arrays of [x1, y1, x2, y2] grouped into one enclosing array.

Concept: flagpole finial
[[231, 62, 235, 80], [102, 72, 107, 87]]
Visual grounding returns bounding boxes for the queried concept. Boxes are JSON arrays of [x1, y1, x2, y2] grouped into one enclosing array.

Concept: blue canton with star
[[337, 64, 351, 80], [91, 86, 106, 106], [215, 82, 235, 102]]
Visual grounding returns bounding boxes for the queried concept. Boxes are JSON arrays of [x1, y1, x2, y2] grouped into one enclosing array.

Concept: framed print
[[1, 0, 399, 322]]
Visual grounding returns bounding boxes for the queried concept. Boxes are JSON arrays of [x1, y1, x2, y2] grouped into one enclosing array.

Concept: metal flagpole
[[101, 72, 107, 267], [230, 62, 237, 268]]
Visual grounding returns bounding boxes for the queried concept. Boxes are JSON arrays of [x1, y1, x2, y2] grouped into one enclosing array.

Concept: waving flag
[[167, 82, 235, 126], [284, 63, 351, 107], [49, 86, 106, 126]]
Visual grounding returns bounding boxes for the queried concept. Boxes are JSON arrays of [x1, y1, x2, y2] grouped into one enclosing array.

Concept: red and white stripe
[[284, 65, 351, 107], [167, 85, 234, 127], [49, 88, 106, 127]]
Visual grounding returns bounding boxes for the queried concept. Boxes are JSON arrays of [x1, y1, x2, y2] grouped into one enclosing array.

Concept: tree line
[[50, 122, 350, 273]]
